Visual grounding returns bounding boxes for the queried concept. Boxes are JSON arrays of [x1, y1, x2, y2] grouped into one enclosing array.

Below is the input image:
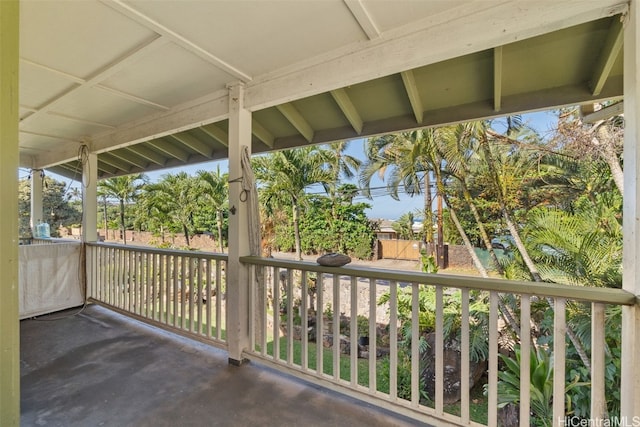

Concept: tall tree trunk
[[436, 193, 444, 268], [446, 197, 522, 337], [481, 135, 591, 369], [423, 173, 435, 255], [102, 196, 108, 240], [293, 201, 302, 261], [216, 209, 224, 253], [455, 178, 505, 275], [593, 125, 624, 196], [183, 223, 190, 247], [119, 199, 126, 245]]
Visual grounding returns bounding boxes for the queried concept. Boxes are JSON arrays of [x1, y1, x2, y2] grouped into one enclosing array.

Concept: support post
[[622, 1, 640, 420], [30, 169, 43, 235], [0, 1, 20, 424], [226, 82, 252, 364], [82, 151, 98, 242]]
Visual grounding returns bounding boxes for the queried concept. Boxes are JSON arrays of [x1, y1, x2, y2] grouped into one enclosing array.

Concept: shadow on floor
[[21, 304, 426, 426]]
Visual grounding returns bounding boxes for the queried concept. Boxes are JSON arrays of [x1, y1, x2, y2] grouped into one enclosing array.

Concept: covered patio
[[3, 1, 640, 426]]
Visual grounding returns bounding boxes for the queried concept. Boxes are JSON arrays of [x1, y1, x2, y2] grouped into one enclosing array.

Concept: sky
[[44, 110, 559, 221]]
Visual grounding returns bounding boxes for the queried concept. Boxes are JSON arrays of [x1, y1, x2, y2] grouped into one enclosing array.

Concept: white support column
[[30, 169, 43, 234], [82, 152, 98, 242], [226, 82, 252, 364], [622, 0, 640, 419], [0, 1, 20, 424]]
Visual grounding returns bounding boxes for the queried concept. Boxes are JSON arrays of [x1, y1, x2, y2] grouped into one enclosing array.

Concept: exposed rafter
[[590, 17, 624, 96], [99, 152, 133, 172], [109, 149, 149, 170], [581, 101, 624, 123], [19, 130, 81, 144], [276, 103, 314, 143], [252, 119, 275, 148], [344, 0, 380, 40], [493, 46, 503, 112], [330, 88, 363, 134], [200, 123, 229, 147], [102, 0, 252, 82], [400, 71, 424, 124], [45, 112, 115, 129], [97, 160, 118, 175], [125, 145, 166, 166], [147, 138, 190, 162], [169, 132, 213, 158]]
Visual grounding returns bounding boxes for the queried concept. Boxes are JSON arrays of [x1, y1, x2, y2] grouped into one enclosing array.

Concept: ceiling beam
[[169, 132, 213, 158], [102, 0, 251, 82], [99, 153, 134, 173], [344, 0, 380, 40], [20, 36, 169, 126], [589, 17, 624, 96], [400, 71, 424, 124], [45, 112, 116, 130], [493, 46, 503, 112], [252, 119, 275, 148], [147, 138, 190, 162], [109, 149, 149, 170], [330, 88, 364, 134], [95, 85, 170, 111], [200, 123, 229, 147], [19, 130, 81, 144], [125, 145, 166, 166], [276, 103, 314, 143], [246, 1, 627, 111], [581, 101, 624, 123]]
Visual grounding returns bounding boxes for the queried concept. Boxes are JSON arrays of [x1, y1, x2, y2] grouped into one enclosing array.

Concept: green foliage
[[491, 346, 585, 426], [18, 176, 82, 237], [377, 286, 489, 363], [420, 250, 438, 273]]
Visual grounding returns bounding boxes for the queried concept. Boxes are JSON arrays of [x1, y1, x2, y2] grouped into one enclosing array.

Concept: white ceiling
[[18, 0, 627, 179]]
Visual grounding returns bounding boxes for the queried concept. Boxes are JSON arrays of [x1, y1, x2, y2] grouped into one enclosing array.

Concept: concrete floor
[[21, 304, 424, 426]]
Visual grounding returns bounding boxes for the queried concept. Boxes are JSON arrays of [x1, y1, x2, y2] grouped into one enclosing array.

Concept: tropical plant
[[253, 147, 332, 260], [142, 172, 199, 246], [492, 346, 585, 426], [97, 174, 147, 244], [197, 166, 229, 252]]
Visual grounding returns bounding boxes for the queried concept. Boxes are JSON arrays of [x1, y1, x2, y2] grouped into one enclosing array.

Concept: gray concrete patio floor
[[21, 304, 425, 426]]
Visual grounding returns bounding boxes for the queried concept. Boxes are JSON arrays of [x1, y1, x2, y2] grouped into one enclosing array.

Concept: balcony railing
[[240, 256, 636, 427], [86, 242, 228, 349], [83, 243, 637, 426]]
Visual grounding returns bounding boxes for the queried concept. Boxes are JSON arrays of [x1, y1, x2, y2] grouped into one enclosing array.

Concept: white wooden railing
[[86, 243, 228, 348], [240, 256, 636, 427]]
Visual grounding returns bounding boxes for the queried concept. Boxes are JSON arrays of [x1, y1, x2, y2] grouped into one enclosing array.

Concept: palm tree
[[197, 167, 229, 253], [97, 174, 147, 245], [360, 132, 436, 248], [253, 147, 332, 260], [144, 172, 199, 246]]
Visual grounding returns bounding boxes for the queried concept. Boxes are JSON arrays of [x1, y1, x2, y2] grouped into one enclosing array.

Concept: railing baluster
[[350, 276, 357, 386], [301, 270, 309, 370], [591, 302, 606, 420], [368, 277, 376, 394], [316, 272, 323, 376], [389, 280, 398, 401], [205, 259, 212, 339], [520, 294, 531, 427], [172, 255, 179, 327], [333, 273, 340, 381], [261, 265, 271, 356], [164, 254, 170, 325], [435, 285, 443, 414], [180, 255, 186, 329], [460, 288, 470, 421], [216, 260, 222, 341], [553, 298, 566, 426], [286, 269, 294, 366], [488, 291, 499, 426], [197, 258, 203, 334], [273, 267, 280, 361], [128, 250, 134, 313], [411, 282, 420, 407]]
